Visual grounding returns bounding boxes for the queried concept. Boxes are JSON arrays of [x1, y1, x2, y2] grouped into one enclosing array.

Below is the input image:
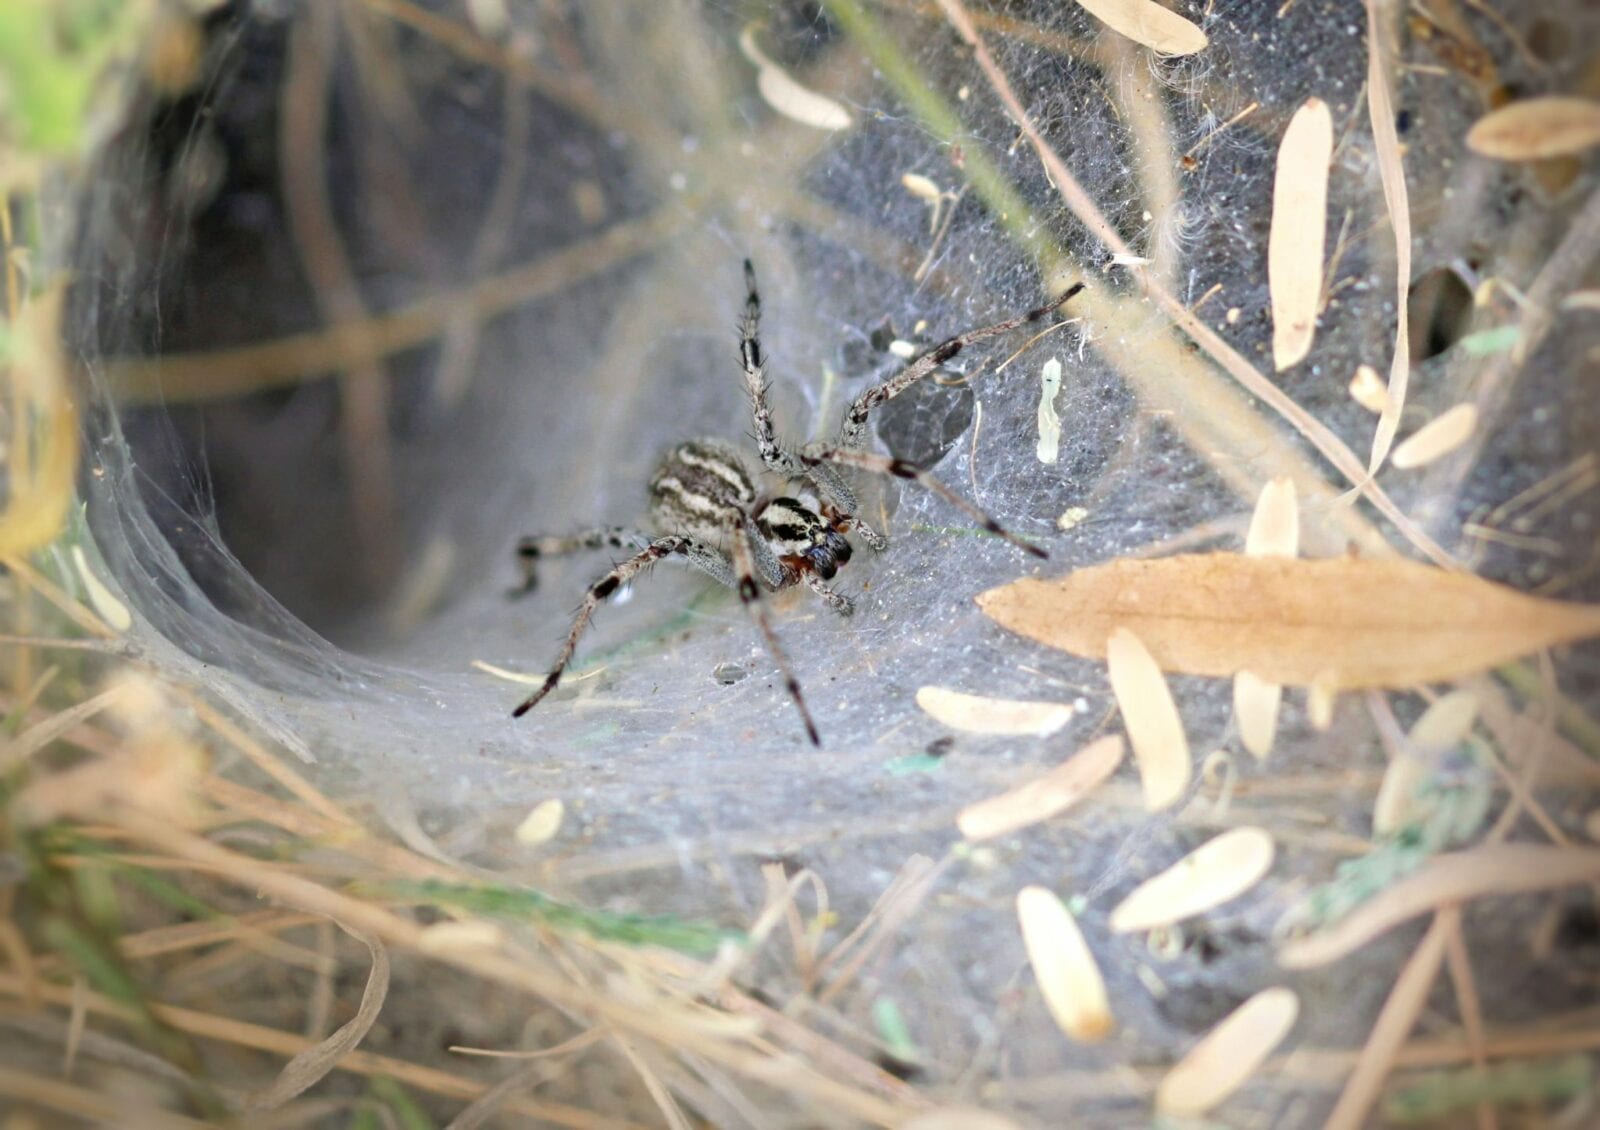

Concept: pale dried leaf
[[1308, 678, 1337, 730], [916, 685, 1074, 737], [1233, 670, 1282, 760], [739, 25, 851, 131], [1466, 96, 1600, 160], [1348, 364, 1388, 412], [1270, 98, 1333, 371], [1372, 751, 1429, 835], [1110, 827, 1276, 932], [977, 554, 1600, 690], [1155, 988, 1299, 1117], [1390, 403, 1478, 469], [1106, 628, 1191, 811], [1408, 690, 1479, 755], [1016, 886, 1113, 1043], [244, 928, 390, 1109], [900, 172, 941, 203], [1073, 0, 1207, 55], [514, 798, 565, 846], [957, 735, 1125, 840], [1036, 358, 1064, 464], [70, 546, 132, 633], [1245, 477, 1299, 558]]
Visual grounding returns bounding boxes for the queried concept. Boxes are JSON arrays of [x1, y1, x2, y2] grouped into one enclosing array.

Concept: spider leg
[[836, 280, 1084, 451], [739, 259, 808, 480], [804, 572, 855, 616], [513, 526, 652, 595], [740, 262, 878, 548], [802, 446, 1047, 559], [729, 518, 821, 746], [512, 534, 696, 717]]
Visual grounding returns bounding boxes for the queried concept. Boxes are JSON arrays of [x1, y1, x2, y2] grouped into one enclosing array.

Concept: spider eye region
[[759, 497, 852, 579]]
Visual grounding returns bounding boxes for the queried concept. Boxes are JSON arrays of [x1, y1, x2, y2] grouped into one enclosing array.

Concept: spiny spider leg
[[513, 527, 651, 594], [741, 260, 872, 535], [837, 280, 1086, 451], [801, 446, 1048, 559], [739, 259, 807, 480], [729, 519, 821, 746], [513, 533, 704, 717]]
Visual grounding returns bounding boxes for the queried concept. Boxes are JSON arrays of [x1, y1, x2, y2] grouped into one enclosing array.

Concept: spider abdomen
[[648, 439, 759, 543]]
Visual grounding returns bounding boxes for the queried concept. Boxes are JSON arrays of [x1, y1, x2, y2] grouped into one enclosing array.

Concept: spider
[[511, 261, 1082, 745]]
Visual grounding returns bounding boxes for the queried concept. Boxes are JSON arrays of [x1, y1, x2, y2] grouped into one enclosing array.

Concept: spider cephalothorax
[[512, 261, 1081, 745], [756, 496, 853, 581]]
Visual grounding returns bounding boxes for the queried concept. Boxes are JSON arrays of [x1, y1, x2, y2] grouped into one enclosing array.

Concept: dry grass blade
[[1324, 913, 1450, 1130], [1269, 98, 1332, 371], [1073, 0, 1207, 55], [1466, 96, 1600, 160], [903, 1110, 1024, 1130], [1279, 845, 1600, 968], [1391, 403, 1478, 469], [1109, 827, 1276, 933], [915, 685, 1075, 736], [0, 283, 78, 556], [243, 926, 391, 1110], [956, 734, 1125, 840], [978, 554, 1600, 689], [1106, 628, 1191, 810], [1155, 987, 1300, 1116], [1016, 886, 1113, 1043], [0, 1065, 209, 1130], [0, 685, 126, 771], [1364, 0, 1413, 473]]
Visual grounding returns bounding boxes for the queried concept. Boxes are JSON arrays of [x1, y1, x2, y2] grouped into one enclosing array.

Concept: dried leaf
[[1073, 0, 1207, 56], [1371, 750, 1429, 836], [957, 734, 1125, 840], [739, 25, 851, 131], [1156, 988, 1299, 1116], [977, 553, 1600, 690], [1110, 827, 1275, 932], [1233, 670, 1282, 760], [1466, 96, 1600, 160], [514, 798, 565, 846], [1245, 477, 1299, 558], [1349, 364, 1388, 412], [1107, 628, 1191, 810], [1375, 691, 1479, 834], [70, 545, 132, 633], [1270, 98, 1333, 370], [1016, 886, 1113, 1043], [1408, 690, 1479, 755], [1390, 403, 1478, 469], [916, 686, 1074, 736]]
